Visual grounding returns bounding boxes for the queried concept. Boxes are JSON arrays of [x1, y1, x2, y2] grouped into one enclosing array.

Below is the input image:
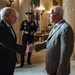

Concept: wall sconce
[[37, 6, 45, 16], [7, 0, 14, 7]]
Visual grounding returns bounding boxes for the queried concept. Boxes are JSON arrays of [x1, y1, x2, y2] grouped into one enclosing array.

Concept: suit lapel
[[47, 25, 61, 40], [47, 20, 65, 40], [0, 20, 17, 42], [10, 26, 17, 42], [51, 25, 61, 36]]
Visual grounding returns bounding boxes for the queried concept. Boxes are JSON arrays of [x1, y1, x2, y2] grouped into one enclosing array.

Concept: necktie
[[47, 25, 57, 40], [51, 25, 57, 34], [9, 26, 15, 38]]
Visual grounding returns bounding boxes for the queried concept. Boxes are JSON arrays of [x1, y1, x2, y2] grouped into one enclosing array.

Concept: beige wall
[[40, 0, 53, 31], [0, 0, 5, 8]]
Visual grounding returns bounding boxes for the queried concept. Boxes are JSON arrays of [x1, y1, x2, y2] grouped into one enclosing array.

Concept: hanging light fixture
[[7, 0, 14, 7]]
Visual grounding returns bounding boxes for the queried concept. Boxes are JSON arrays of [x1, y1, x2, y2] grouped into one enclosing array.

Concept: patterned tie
[[47, 25, 57, 40], [50, 25, 57, 34], [9, 26, 15, 38]]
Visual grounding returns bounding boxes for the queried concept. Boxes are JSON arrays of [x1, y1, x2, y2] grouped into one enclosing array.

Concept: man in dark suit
[[0, 7, 26, 75], [20, 12, 37, 67], [30, 6, 74, 75]]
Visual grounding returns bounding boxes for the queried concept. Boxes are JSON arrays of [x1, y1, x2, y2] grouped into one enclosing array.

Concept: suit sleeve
[[35, 40, 47, 52]]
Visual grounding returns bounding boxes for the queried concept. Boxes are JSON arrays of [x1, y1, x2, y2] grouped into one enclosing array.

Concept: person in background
[[30, 5, 74, 75], [20, 12, 37, 67], [0, 7, 26, 75]]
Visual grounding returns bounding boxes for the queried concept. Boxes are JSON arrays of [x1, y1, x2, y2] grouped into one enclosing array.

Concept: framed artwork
[[32, 0, 40, 6], [31, 0, 40, 30]]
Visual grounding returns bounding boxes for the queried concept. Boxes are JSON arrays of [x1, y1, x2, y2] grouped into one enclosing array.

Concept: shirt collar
[[55, 19, 64, 27], [3, 20, 10, 27], [56, 19, 64, 24]]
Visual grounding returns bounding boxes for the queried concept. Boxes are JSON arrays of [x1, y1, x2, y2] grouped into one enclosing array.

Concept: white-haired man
[[0, 7, 26, 75], [32, 5, 74, 75]]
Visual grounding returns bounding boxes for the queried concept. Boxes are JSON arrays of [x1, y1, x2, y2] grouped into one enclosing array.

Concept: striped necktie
[[9, 26, 15, 38], [51, 25, 57, 34]]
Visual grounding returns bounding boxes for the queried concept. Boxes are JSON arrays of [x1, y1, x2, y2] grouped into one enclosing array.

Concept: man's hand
[[26, 43, 36, 53], [24, 31, 29, 34], [28, 43, 35, 52]]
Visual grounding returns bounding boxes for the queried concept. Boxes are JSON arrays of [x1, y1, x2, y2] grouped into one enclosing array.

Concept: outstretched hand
[[26, 43, 35, 53], [29, 43, 35, 52]]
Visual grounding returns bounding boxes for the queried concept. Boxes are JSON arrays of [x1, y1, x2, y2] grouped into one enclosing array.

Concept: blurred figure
[[31, 6, 74, 75], [0, 7, 26, 75], [20, 12, 37, 67], [32, 11, 40, 30]]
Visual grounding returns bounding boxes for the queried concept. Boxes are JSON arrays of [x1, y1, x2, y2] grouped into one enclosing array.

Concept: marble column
[[63, 0, 75, 58]]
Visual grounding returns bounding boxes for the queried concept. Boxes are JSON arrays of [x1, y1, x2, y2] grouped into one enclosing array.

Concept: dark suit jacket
[[35, 20, 74, 75], [0, 20, 25, 75]]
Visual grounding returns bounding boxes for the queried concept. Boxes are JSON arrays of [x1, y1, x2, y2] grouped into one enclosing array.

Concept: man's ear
[[4, 15, 8, 19]]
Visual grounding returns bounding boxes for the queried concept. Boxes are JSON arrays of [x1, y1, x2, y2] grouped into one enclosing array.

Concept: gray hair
[[51, 5, 63, 17], [0, 7, 19, 19]]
